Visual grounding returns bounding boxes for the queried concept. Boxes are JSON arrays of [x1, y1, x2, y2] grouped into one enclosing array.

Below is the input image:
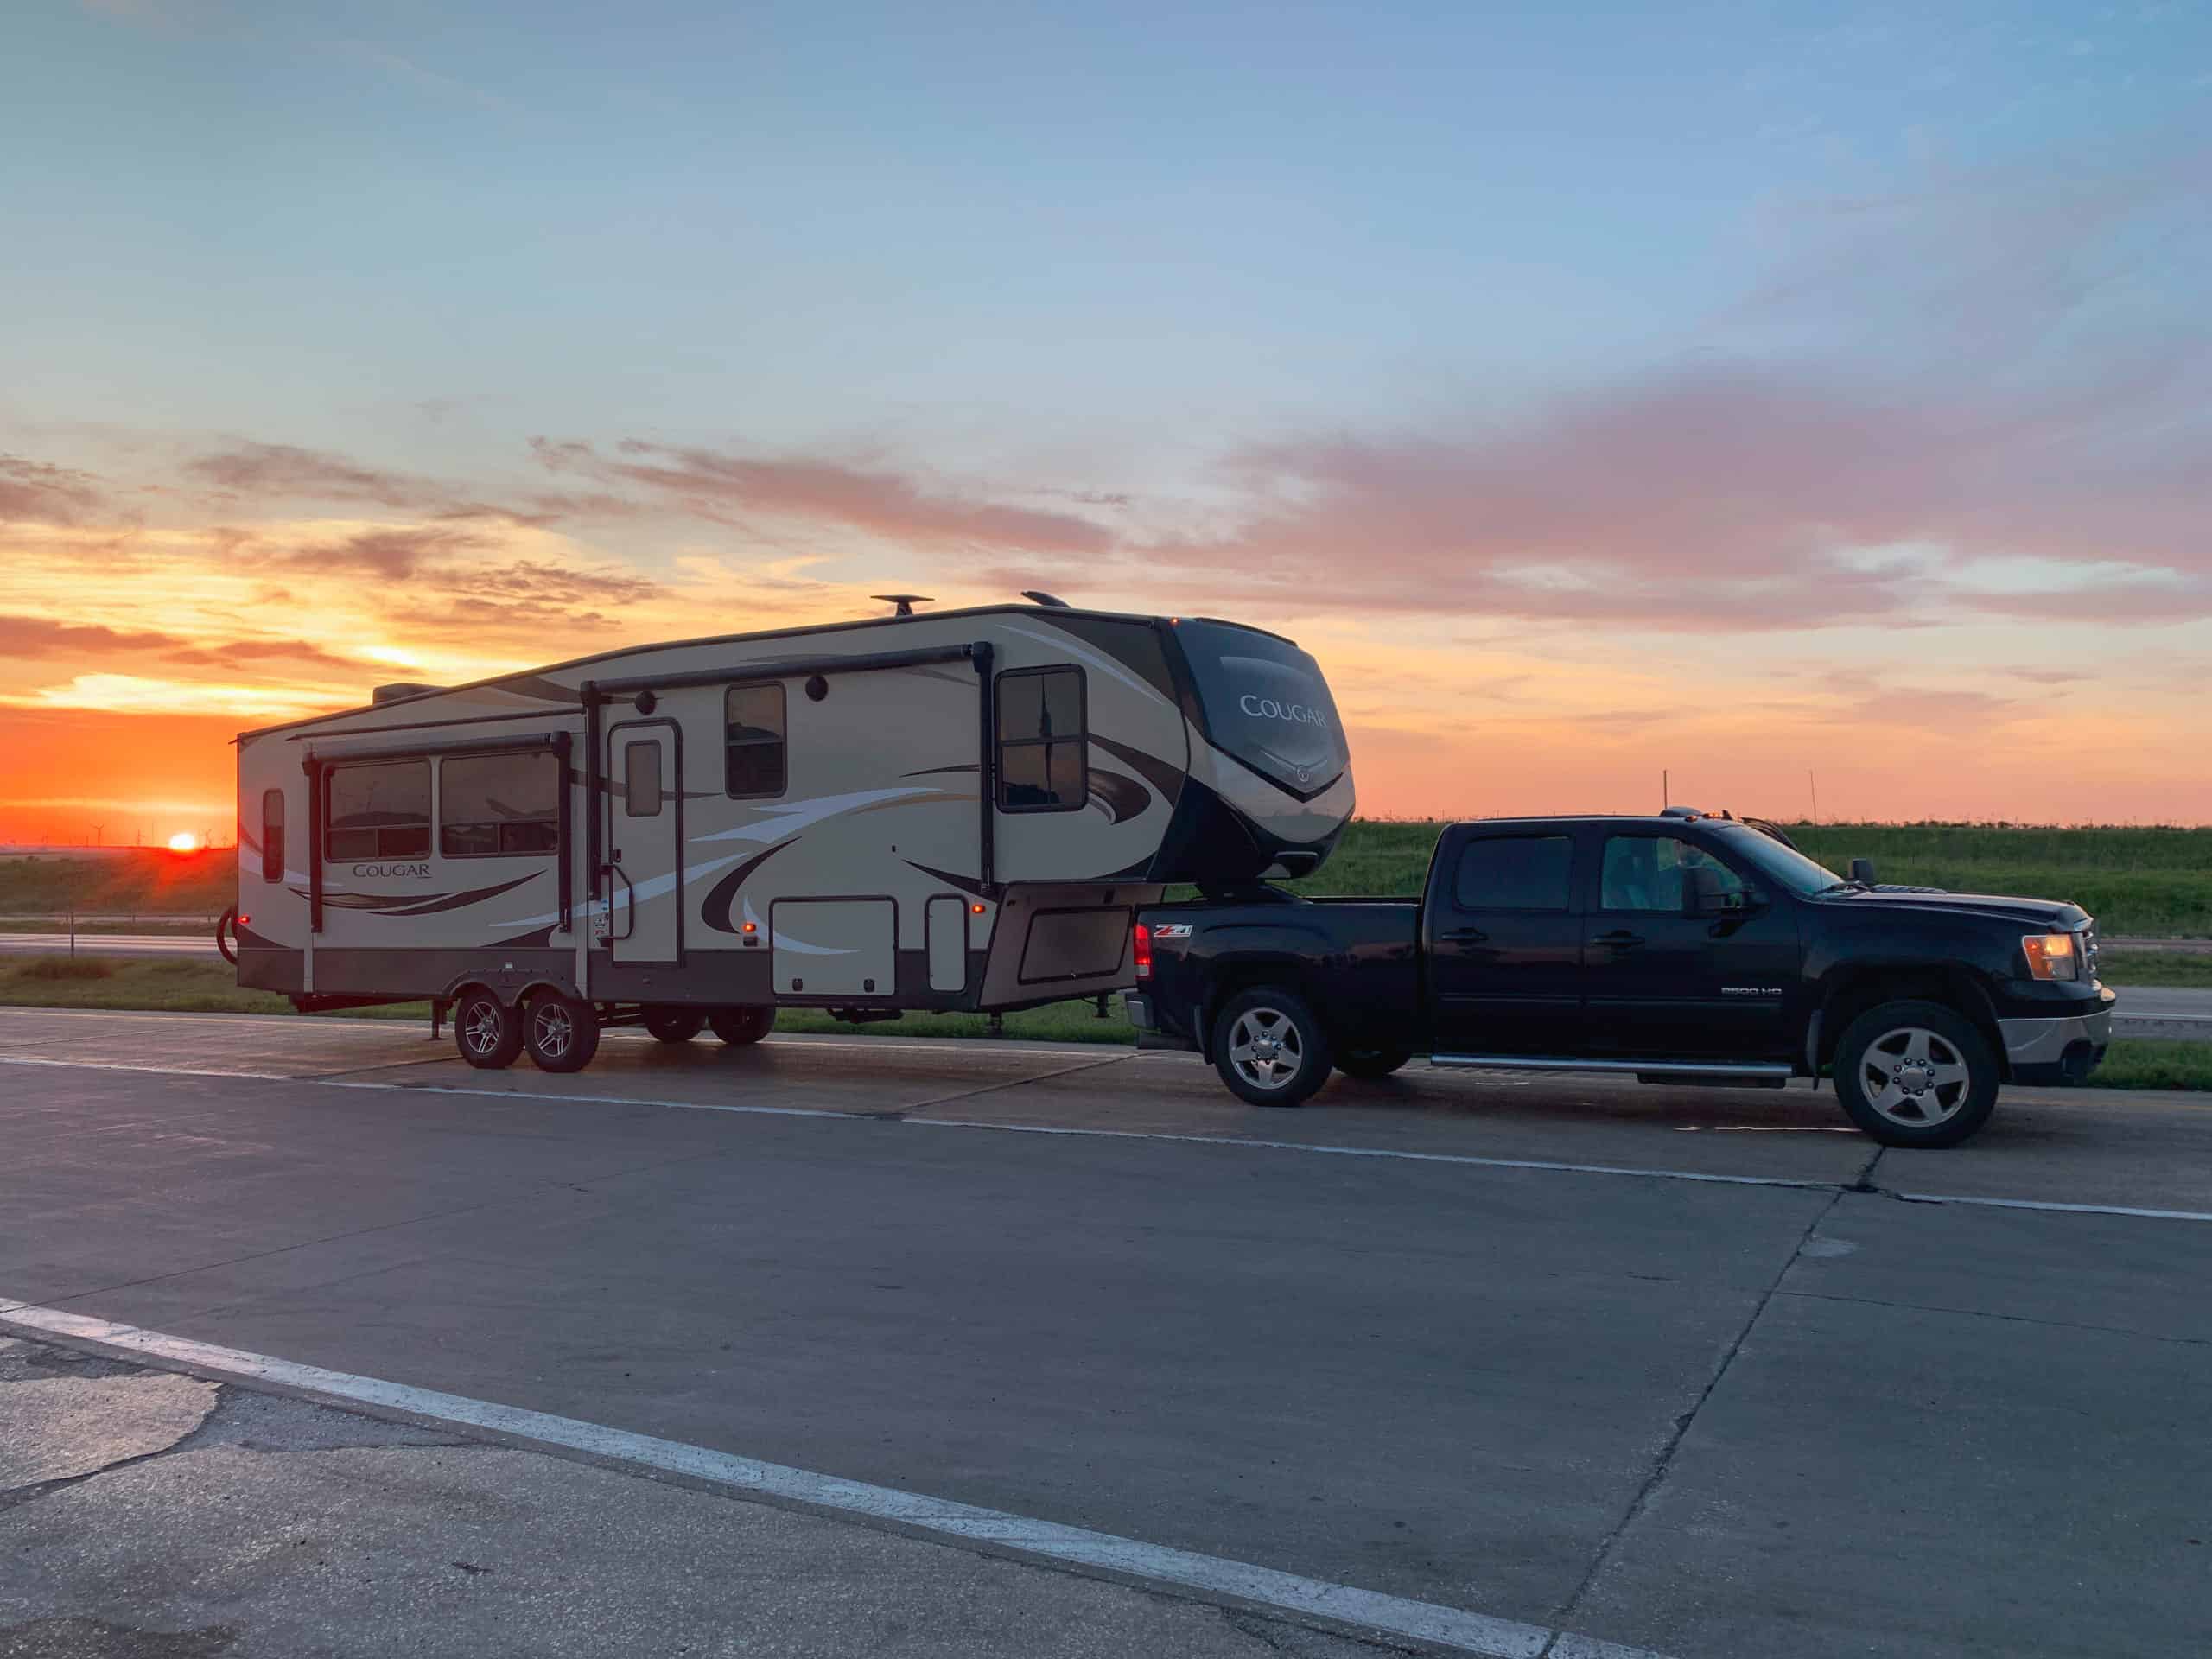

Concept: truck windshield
[[1174, 620, 1349, 797], [1708, 822, 1844, 897]]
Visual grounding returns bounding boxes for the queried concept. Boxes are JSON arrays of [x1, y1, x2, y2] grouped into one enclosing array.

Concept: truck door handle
[[1440, 926, 1489, 944], [1593, 931, 1644, 949]]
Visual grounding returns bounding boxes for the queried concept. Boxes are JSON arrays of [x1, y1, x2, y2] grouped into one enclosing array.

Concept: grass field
[[6, 823, 2206, 934], [3, 954, 2203, 1090]]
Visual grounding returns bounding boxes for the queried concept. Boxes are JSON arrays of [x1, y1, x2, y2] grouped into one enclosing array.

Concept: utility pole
[[1808, 771, 1819, 827], [1662, 769, 1669, 810]]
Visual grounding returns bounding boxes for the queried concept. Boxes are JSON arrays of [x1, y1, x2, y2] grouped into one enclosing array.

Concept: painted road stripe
[[1891, 1191, 2212, 1224], [0, 1297, 1669, 1659], [8, 1048, 2211, 1220]]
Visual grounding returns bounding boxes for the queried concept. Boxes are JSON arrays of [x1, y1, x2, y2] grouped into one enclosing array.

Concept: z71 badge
[[1152, 922, 1194, 938]]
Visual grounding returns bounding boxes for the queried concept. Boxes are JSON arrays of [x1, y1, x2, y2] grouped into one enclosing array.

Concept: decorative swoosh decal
[[1090, 734, 1186, 805], [699, 840, 796, 936], [1085, 766, 1150, 824]]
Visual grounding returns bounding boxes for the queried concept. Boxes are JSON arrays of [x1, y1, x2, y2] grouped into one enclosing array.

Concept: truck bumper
[[1999, 990, 2115, 1085], [1122, 991, 1198, 1053]]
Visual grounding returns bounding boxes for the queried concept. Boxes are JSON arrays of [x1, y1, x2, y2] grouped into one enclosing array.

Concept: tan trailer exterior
[[231, 601, 1353, 1066]]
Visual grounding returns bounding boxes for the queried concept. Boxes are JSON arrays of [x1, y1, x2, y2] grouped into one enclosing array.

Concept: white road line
[[1891, 1191, 2212, 1224], [910, 1116, 1844, 1192], [10, 1049, 2212, 1219], [0, 1297, 1669, 1659]]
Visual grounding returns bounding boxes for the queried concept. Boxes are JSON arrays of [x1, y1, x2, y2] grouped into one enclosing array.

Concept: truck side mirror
[[1849, 857, 1876, 885], [1688, 865, 1729, 914]]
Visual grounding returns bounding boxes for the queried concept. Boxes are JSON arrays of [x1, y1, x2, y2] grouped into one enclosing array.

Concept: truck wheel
[[454, 988, 522, 1070], [1336, 1046, 1413, 1081], [642, 1006, 705, 1044], [1211, 988, 1332, 1108], [1833, 1000, 1998, 1148], [524, 990, 601, 1074], [709, 1006, 775, 1046]]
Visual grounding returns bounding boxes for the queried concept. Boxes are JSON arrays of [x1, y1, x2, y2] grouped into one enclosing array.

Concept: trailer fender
[[440, 968, 581, 1009]]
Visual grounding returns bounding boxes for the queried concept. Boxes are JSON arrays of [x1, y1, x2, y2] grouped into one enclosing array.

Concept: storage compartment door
[[925, 895, 969, 993], [772, 899, 896, 997]]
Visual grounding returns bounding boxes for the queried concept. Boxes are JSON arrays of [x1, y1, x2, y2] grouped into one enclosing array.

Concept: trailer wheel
[[1211, 988, 1332, 1108], [454, 988, 522, 1070], [709, 1006, 775, 1046], [642, 1006, 705, 1044], [524, 990, 601, 1073]]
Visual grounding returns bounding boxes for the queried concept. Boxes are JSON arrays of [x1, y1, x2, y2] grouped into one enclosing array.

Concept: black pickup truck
[[1127, 811, 2116, 1147]]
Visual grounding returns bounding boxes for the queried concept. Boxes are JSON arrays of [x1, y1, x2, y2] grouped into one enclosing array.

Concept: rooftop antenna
[[871, 594, 932, 618], [1020, 590, 1071, 607]]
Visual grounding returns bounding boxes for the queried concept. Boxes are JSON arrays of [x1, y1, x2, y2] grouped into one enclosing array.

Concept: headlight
[[2022, 932, 2081, 981]]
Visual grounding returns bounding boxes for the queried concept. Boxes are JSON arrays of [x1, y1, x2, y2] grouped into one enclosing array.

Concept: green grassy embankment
[[3, 955, 2204, 1090], [1278, 821, 2212, 938], [8, 823, 2207, 934]]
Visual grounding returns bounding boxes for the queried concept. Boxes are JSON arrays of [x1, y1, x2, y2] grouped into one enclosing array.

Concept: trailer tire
[[524, 990, 601, 1073], [454, 988, 523, 1070], [642, 1007, 705, 1044], [709, 1006, 775, 1046], [1211, 988, 1332, 1108]]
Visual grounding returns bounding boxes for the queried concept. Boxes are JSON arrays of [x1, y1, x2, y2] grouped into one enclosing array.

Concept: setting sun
[[167, 832, 200, 854]]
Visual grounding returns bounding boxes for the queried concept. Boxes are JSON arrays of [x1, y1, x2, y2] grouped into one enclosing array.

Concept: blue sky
[[3, 1, 2209, 827]]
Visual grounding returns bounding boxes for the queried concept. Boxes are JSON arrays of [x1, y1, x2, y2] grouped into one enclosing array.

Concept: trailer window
[[440, 752, 560, 856], [996, 666, 1086, 812], [261, 789, 284, 882], [625, 741, 663, 817], [725, 683, 786, 798], [325, 760, 430, 861]]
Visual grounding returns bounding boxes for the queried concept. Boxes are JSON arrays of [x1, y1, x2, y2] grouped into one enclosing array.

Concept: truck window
[[326, 760, 431, 861], [996, 666, 1086, 811], [1173, 620, 1347, 798], [1453, 835, 1573, 911], [440, 751, 560, 856], [1599, 836, 1747, 912], [725, 683, 786, 798]]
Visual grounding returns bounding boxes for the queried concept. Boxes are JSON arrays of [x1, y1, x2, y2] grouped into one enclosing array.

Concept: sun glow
[[167, 832, 200, 854]]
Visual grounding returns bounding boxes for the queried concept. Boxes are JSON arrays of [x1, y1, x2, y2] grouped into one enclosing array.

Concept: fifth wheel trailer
[[228, 599, 1354, 1071]]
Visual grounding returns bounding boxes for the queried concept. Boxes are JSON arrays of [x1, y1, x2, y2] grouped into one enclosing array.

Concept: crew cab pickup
[[1127, 813, 2117, 1147]]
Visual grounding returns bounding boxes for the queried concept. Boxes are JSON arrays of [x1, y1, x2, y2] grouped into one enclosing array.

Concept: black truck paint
[[1128, 815, 2118, 1147]]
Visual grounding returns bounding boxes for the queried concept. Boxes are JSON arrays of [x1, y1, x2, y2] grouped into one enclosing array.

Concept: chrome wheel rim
[[462, 1003, 505, 1058], [1860, 1026, 1970, 1127], [1228, 1007, 1304, 1091], [532, 1002, 574, 1061]]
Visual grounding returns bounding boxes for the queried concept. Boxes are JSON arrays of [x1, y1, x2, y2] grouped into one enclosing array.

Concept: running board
[[1429, 1054, 1795, 1078]]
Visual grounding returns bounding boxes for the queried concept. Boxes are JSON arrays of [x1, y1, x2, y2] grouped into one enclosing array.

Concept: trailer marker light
[[971, 902, 985, 914], [236, 915, 250, 927], [1133, 922, 1152, 979], [741, 921, 756, 934]]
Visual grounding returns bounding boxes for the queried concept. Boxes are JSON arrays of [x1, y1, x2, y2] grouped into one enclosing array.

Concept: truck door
[[605, 721, 681, 965], [1582, 830, 1799, 1059], [1425, 829, 1583, 1056]]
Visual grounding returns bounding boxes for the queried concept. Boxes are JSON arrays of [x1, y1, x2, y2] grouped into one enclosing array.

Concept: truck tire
[[1211, 988, 1333, 1108], [642, 1006, 705, 1044], [1833, 999, 1998, 1148], [454, 988, 522, 1070], [1336, 1046, 1413, 1081], [524, 990, 601, 1074], [709, 1005, 775, 1046]]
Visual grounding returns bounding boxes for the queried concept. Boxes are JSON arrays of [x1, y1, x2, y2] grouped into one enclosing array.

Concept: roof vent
[[871, 594, 932, 618], [371, 682, 443, 704], [1020, 590, 1071, 607]]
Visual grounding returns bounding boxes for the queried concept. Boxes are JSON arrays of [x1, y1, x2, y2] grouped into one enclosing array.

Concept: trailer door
[[607, 722, 681, 963]]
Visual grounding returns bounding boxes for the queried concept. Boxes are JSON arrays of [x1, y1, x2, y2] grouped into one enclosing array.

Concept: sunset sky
[[3, 1, 2209, 842]]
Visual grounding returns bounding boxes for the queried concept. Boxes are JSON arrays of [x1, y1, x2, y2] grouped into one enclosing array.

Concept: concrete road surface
[[3, 1007, 2209, 1658]]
